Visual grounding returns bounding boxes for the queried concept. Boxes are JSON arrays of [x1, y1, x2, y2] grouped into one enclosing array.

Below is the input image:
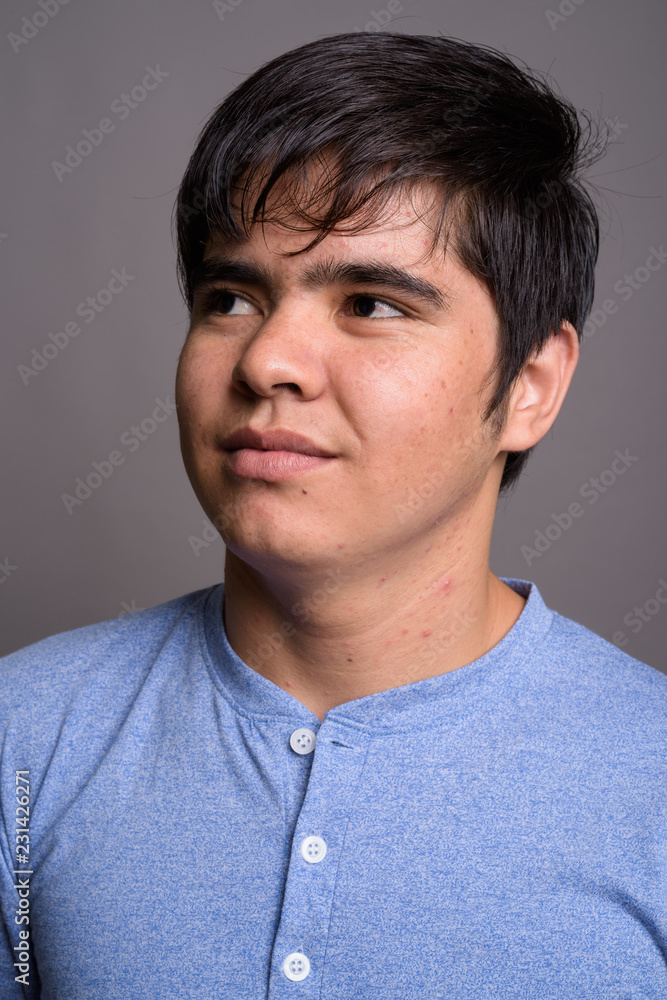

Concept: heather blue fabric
[[0, 578, 665, 999]]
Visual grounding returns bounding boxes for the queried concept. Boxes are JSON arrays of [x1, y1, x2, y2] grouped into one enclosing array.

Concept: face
[[175, 188, 507, 578]]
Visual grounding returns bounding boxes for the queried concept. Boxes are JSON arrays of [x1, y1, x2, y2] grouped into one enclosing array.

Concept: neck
[[221, 503, 526, 721]]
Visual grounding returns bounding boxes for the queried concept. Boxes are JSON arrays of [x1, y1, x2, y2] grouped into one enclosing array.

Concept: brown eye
[[205, 290, 258, 316], [351, 295, 404, 318], [209, 290, 237, 314]]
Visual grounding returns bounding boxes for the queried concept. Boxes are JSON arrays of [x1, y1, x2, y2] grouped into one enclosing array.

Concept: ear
[[497, 321, 579, 454]]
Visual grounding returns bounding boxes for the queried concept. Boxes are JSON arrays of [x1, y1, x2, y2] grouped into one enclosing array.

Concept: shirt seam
[[196, 586, 309, 725], [328, 606, 558, 736], [197, 582, 557, 732]]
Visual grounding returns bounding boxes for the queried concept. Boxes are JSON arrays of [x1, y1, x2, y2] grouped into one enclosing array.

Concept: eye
[[204, 289, 259, 316], [350, 295, 405, 319]]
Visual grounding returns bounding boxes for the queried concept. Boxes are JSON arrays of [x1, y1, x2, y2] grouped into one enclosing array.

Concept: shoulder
[[0, 584, 219, 705], [531, 600, 667, 750], [546, 605, 666, 694], [500, 578, 667, 754]]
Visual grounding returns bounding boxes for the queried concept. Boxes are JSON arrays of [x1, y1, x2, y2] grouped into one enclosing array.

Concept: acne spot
[[378, 575, 387, 586], [337, 543, 346, 549], [347, 657, 353, 662], [421, 629, 432, 638], [401, 628, 409, 635], [449, 407, 454, 414]]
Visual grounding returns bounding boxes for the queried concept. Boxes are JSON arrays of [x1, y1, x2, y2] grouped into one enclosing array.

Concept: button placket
[[269, 722, 371, 997]]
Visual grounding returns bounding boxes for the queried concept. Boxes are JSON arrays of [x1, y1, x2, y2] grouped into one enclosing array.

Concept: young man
[[1, 32, 665, 998]]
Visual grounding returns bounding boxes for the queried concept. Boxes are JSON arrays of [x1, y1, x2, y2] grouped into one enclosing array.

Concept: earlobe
[[497, 321, 579, 454]]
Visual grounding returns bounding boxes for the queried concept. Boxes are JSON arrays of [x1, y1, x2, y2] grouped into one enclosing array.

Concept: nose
[[231, 303, 328, 402]]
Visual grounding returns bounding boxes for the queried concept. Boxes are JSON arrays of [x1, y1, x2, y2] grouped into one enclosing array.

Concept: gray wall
[[1, 0, 665, 672]]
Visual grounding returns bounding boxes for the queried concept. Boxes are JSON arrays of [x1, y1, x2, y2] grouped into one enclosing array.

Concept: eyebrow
[[190, 254, 450, 311], [191, 257, 273, 296]]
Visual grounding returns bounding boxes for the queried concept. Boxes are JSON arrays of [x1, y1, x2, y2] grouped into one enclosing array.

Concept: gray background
[[1, 0, 665, 672]]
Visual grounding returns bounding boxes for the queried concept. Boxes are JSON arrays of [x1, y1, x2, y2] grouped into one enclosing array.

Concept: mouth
[[220, 425, 338, 481], [223, 447, 335, 482]]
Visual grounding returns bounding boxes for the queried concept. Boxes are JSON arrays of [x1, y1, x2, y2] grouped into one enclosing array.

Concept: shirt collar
[[200, 577, 554, 733]]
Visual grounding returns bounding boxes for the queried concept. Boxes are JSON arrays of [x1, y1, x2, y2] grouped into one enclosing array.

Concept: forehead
[[206, 184, 461, 284], [226, 164, 447, 253]]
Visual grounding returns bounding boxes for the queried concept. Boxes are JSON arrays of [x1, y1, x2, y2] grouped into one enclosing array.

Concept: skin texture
[[175, 186, 579, 721]]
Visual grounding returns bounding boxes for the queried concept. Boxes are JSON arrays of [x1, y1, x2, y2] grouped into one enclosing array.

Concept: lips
[[221, 426, 337, 458], [221, 426, 337, 481]]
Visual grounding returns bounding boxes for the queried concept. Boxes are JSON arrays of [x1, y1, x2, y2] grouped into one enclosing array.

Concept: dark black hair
[[174, 32, 606, 492]]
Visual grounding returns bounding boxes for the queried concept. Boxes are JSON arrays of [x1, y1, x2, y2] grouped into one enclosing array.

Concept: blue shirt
[[0, 578, 665, 998]]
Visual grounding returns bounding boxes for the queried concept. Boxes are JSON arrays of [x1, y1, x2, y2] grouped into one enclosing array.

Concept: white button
[[290, 728, 316, 755], [301, 837, 327, 865], [300, 835, 327, 864], [283, 951, 310, 981]]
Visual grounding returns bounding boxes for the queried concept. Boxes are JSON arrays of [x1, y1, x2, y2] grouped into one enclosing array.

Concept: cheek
[[175, 338, 230, 430], [344, 342, 481, 445], [337, 343, 494, 507]]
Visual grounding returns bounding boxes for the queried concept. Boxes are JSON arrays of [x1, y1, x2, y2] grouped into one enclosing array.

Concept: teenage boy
[[1, 32, 665, 998]]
